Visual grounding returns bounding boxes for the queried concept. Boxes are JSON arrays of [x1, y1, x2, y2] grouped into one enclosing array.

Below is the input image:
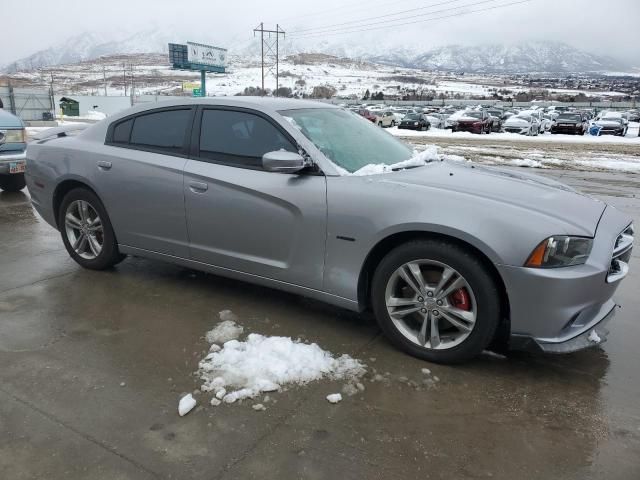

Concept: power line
[[289, 0, 502, 37], [288, 0, 532, 39], [288, 0, 469, 34], [272, 0, 407, 25]]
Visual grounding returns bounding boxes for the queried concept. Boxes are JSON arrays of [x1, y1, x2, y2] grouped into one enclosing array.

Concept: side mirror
[[262, 150, 306, 174]]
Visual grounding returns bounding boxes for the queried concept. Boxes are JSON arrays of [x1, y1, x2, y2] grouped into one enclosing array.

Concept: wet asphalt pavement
[[1, 168, 639, 480]]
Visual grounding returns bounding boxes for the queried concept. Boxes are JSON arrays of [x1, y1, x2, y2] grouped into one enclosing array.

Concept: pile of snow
[[588, 330, 601, 343], [352, 145, 441, 176], [198, 316, 366, 404], [205, 318, 243, 344]]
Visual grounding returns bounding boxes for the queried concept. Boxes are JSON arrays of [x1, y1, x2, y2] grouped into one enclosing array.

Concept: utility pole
[[130, 64, 135, 106], [123, 63, 127, 97], [103, 66, 107, 96], [253, 23, 285, 96], [49, 72, 55, 119]]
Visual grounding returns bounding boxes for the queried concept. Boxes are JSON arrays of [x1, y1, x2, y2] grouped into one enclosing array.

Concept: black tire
[[0, 173, 26, 192], [58, 188, 125, 270], [371, 240, 501, 364]]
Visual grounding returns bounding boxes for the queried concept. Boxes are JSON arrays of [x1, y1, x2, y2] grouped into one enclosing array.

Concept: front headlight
[[414, 122, 419, 126], [3, 129, 26, 143], [525, 236, 593, 268]]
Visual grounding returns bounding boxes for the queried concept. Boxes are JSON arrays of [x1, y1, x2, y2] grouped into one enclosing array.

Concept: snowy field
[[390, 122, 640, 174], [11, 52, 632, 100]]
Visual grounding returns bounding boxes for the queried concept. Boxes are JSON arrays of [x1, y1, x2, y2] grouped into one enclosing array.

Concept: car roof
[[109, 97, 336, 121], [0, 109, 24, 127], [79, 97, 341, 143]]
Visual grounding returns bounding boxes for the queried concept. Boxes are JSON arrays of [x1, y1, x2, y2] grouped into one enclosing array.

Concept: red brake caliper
[[449, 288, 471, 311]]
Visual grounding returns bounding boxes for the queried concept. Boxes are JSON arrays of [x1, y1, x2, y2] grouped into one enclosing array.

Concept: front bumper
[[454, 124, 482, 133], [0, 150, 27, 174], [551, 125, 582, 134], [598, 128, 625, 136], [398, 124, 421, 130], [498, 205, 632, 354], [510, 304, 616, 354], [504, 126, 529, 134]]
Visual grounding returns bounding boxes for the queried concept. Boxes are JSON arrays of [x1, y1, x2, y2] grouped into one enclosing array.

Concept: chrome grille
[[607, 224, 634, 283]]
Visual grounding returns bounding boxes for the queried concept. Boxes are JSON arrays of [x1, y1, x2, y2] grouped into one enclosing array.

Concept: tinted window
[[112, 118, 132, 143], [129, 109, 191, 153], [199, 110, 295, 167], [557, 114, 582, 121]]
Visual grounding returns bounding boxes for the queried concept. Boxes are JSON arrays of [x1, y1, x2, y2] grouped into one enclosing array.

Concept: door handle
[[97, 161, 112, 170], [189, 181, 208, 193]]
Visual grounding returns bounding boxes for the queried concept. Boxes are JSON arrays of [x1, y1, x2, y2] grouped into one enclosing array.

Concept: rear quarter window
[[111, 119, 132, 144]]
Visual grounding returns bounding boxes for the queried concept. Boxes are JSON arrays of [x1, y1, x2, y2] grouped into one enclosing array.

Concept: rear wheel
[[0, 173, 26, 192], [371, 240, 501, 364], [58, 188, 125, 270]]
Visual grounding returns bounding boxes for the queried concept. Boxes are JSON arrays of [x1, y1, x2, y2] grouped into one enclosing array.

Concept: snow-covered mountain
[[3, 29, 629, 74], [2, 30, 176, 72], [383, 42, 627, 73]]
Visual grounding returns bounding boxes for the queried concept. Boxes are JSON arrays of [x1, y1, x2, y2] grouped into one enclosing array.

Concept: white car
[[519, 110, 550, 133], [503, 113, 539, 136], [376, 111, 396, 127], [425, 113, 446, 129]]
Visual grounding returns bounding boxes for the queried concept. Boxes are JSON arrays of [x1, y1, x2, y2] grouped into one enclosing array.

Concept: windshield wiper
[[391, 164, 426, 171]]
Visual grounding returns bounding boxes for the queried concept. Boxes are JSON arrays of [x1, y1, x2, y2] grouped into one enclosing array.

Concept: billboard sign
[[187, 42, 227, 69]]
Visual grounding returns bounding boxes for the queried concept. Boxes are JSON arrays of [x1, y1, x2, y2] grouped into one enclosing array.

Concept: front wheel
[[58, 188, 125, 270], [0, 173, 26, 192], [371, 240, 501, 364]]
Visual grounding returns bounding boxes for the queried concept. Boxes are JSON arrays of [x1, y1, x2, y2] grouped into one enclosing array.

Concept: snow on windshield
[[351, 145, 441, 175]]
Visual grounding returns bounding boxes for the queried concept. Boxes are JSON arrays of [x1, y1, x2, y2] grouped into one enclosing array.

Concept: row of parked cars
[[350, 103, 639, 137]]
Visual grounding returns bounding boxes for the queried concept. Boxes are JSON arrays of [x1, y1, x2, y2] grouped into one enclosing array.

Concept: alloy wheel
[[384, 259, 477, 350], [64, 200, 104, 260]]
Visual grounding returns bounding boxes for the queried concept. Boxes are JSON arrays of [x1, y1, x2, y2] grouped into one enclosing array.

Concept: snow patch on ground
[[326, 393, 343, 404], [509, 158, 543, 168], [198, 320, 365, 405], [588, 330, 602, 343], [178, 393, 196, 416]]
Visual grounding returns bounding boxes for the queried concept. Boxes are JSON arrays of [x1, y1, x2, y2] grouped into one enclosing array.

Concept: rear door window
[[198, 109, 296, 168], [129, 109, 191, 154]]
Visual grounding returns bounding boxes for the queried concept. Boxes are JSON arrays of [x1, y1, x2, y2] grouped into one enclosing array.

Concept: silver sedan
[[25, 98, 633, 363]]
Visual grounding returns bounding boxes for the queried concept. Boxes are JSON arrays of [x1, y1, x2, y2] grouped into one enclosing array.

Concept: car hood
[[595, 120, 622, 127], [377, 161, 606, 236], [504, 117, 531, 127]]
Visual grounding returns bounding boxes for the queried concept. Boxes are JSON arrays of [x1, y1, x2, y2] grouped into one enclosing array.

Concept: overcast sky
[[4, 0, 639, 65]]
